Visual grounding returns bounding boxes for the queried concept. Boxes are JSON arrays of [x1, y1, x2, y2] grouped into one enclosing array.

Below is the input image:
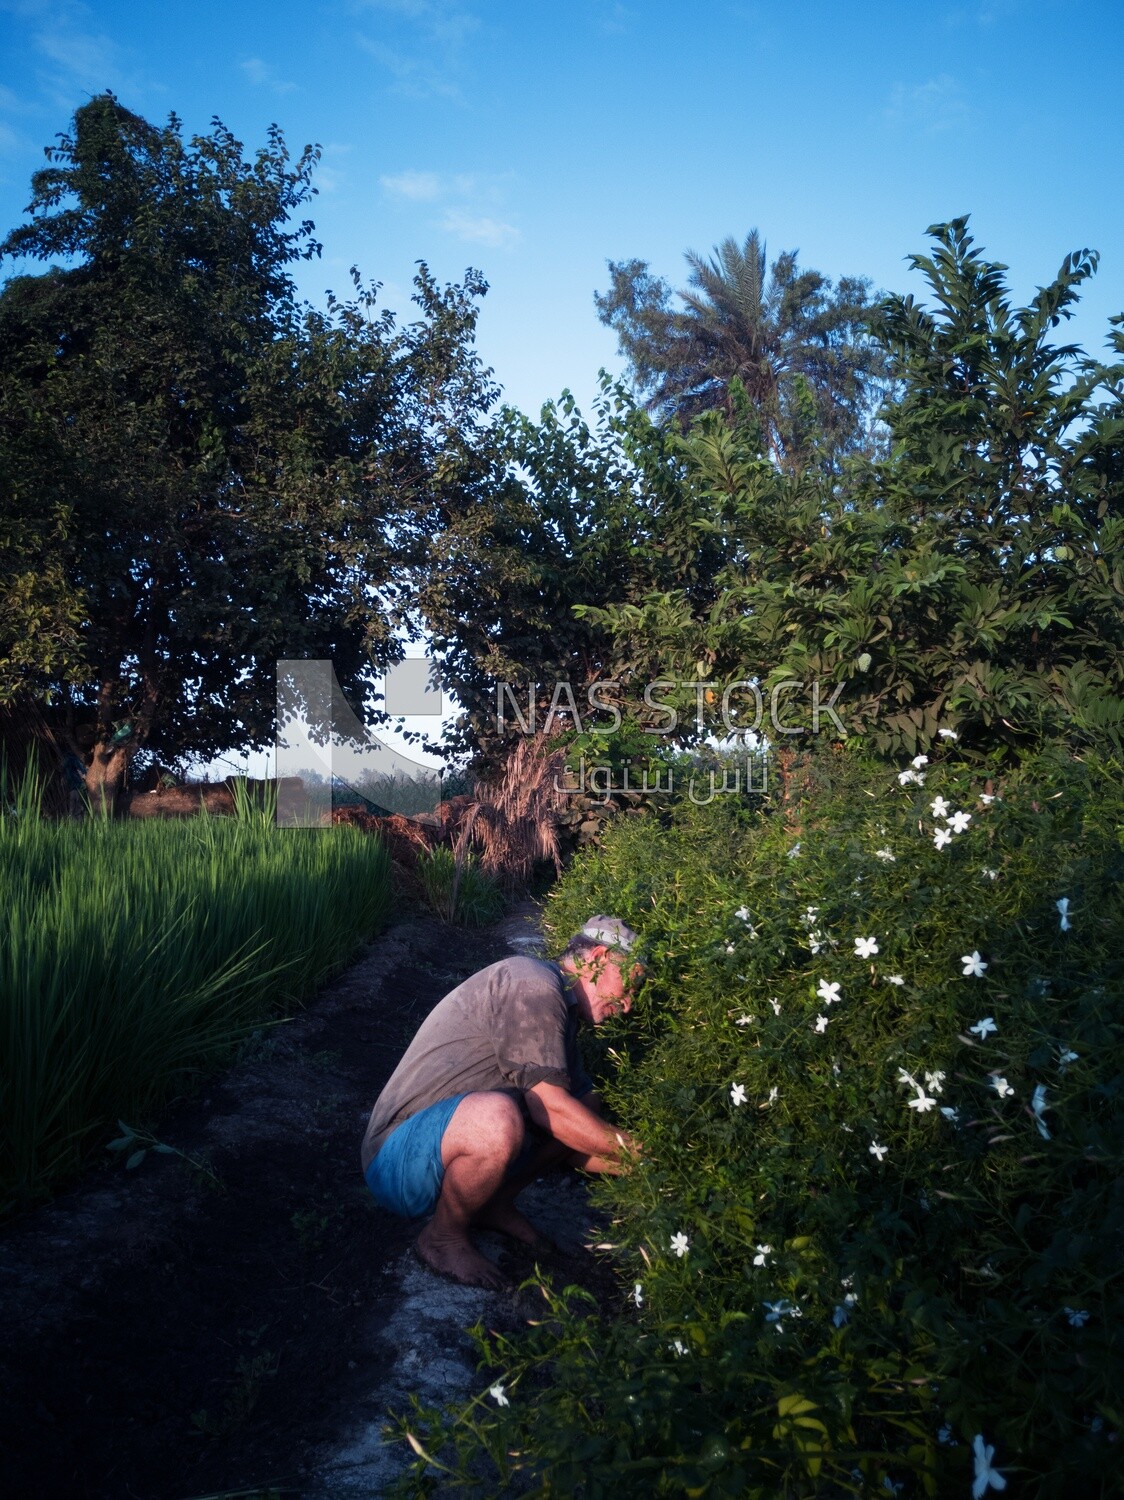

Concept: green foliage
[[422, 380, 778, 762], [579, 220, 1124, 764], [0, 94, 495, 800], [594, 230, 887, 466], [0, 772, 393, 1211], [393, 749, 1123, 1495], [416, 844, 505, 926]]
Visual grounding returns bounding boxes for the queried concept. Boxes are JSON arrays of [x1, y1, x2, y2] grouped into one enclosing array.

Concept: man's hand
[[525, 1081, 641, 1173]]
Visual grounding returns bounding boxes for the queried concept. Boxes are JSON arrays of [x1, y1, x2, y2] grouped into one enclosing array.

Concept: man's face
[[575, 946, 645, 1026]]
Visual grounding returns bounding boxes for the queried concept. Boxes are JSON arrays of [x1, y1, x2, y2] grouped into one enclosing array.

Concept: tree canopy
[[594, 230, 886, 467], [0, 94, 494, 804], [576, 220, 1124, 761]]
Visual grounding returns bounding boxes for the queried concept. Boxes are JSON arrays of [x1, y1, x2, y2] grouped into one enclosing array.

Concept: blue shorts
[[364, 1093, 470, 1219], [364, 1092, 538, 1220]]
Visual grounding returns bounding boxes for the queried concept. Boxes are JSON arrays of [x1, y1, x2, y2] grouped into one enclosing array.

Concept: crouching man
[[360, 916, 644, 1289]]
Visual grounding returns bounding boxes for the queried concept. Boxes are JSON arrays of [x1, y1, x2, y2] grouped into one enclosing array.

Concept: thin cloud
[[355, 35, 463, 101], [380, 169, 443, 201], [32, 23, 120, 83], [352, 0, 479, 101], [440, 208, 519, 248], [240, 58, 299, 95], [884, 75, 974, 134], [7, 0, 159, 113]]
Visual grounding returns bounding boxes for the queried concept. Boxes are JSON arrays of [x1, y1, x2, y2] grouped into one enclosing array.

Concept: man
[[360, 916, 644, 1289]]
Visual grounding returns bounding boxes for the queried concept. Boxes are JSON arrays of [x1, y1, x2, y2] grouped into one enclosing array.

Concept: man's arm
[[525, 1080, 640, 1173]]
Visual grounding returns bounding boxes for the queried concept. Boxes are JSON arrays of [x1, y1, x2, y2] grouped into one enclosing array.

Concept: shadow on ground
[[0, 904, 615, 1499]]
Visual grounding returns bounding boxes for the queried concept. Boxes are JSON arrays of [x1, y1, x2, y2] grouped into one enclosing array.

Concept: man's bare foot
[[415, 1222, 510, 1290], [471, 1201, 552, 1250]]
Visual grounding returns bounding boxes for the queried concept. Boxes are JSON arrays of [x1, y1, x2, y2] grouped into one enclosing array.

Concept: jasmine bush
[[394, 748, 1122, 1496]]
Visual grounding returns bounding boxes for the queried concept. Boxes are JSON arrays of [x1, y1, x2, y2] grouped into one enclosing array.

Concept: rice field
[[0, 780, 393, 1212]]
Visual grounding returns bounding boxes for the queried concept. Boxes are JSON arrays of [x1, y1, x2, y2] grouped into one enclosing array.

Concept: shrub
[[417, 844, 505, 927], [393, 747, 1123, 1496]]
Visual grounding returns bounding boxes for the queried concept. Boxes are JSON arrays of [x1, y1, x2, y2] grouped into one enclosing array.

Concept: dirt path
[[0, 904, 611, 1499]]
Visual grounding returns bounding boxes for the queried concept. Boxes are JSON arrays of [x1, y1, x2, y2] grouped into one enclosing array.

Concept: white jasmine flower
[[632, 1282, 643, 1308], [1064, 1307, 1090, 1327], [735, 1014, 755, 1026], [725, 943, 736, 954], [938, 1422, 956, 1444], [938, 728, 959, 741], [981, 867, 998, 880], [979, 793, 996, 805], [801, 904, 819, 926], [1057, 1048, 1078, 1071], [787, 841, 801, 858], [1056, 897, 1071, 932], [817, 979, 842, 1005], [730, 1082, 747, 1107], [763, 1298, 800, 1330], [948, 810, 972, 833], [962, 951, 988, 978], [869, 1141, 889, 1161], [972, 1434, 1007, 1497], [912, 754, 929, 769], [1030, 1083, 1050, 1139], [489, 1383, 510, 1407], [908, 1088, 937, 1113], [734, 905, 752, 923], [670, 1338, 688, 1356], [807, 929, 826, 955], [885, 974, 905, 986], [969, 1016, 998, 1038], [832, 1290, 857, 1327], [874, 847, 896, 861], [940, 1106, 961, 1123], [854, 935, 879, 958], [670, 1231, 689, 1258], [933, 827, 953, 850], [991, 1076, 1014, 1099], [898, 768, 925, 786], [814, 1014, 829, 1033], [924, 1070, 946, 1095], [897, 1067, 918, 1088], [753, 1244, 771, 1266], [764, 1086, 779, 1106], [930, 795, 951, 818], [769, 998, 782, 1016]]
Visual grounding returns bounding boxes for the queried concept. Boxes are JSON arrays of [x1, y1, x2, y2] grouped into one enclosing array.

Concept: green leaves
[[0, 95, 495, 789]]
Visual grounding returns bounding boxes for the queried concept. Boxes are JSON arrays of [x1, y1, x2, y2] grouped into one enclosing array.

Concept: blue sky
[[1, 0, 1122, 422]]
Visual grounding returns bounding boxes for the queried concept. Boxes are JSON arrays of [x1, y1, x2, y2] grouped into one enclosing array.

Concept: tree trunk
[[84, 742, 131, 817]]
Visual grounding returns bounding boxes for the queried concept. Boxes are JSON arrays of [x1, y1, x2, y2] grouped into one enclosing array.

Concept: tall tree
[[580, 220, 1124, 762], [595, 230, 885, 467], [0, 95, 494, 807]]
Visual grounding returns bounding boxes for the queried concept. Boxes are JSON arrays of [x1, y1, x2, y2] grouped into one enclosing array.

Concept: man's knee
[[442, 1091, 524, 1165]]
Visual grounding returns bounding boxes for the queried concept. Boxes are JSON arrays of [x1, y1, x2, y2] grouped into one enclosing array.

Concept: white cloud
[[440, 208, 519, 248], [239, 58, 298, 94], [32, 24, 119, 84], [884, 75, 973, 134], [380, 169, 442, 201]]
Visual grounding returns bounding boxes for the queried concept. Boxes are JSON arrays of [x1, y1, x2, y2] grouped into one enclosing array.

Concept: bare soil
[[0, 905, 613, 1500]]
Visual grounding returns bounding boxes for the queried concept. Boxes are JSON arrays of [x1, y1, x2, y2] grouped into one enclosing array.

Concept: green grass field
[[0, 781, 393, 1213]]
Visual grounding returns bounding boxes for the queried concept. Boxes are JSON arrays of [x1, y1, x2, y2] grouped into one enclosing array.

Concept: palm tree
[[595, 230, 886, 467]]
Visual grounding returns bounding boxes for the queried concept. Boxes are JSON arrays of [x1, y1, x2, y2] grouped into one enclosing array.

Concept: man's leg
[[415, 1091, 526, 1290]]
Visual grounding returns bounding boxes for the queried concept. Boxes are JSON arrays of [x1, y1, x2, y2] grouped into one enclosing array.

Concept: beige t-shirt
[[360, 956, 593, 1171]]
